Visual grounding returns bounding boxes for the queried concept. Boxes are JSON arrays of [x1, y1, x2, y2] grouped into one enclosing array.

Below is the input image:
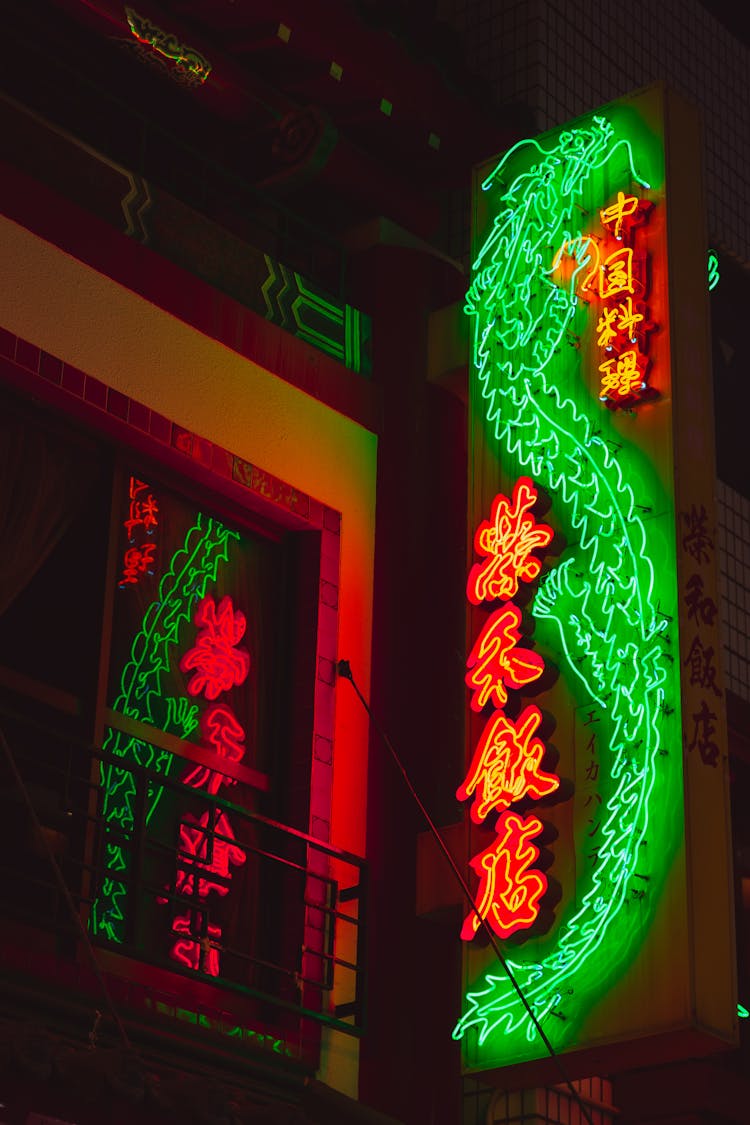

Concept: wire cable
[[336, 660, 595, 1125]]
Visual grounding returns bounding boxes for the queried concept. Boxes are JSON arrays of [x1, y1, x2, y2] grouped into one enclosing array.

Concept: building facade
[[0, 2, 747, 1125]]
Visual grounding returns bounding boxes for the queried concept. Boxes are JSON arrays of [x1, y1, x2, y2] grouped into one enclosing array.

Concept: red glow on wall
[[460, 811, 547, 940], [180, 594, 250, 699]]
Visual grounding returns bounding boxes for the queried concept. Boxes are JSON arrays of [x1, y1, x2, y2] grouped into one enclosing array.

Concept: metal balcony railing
[[0, 708, 366, 1042]]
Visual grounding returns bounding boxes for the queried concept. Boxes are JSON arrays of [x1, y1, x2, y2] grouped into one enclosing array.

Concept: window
[[0, 381, 363, 1057]]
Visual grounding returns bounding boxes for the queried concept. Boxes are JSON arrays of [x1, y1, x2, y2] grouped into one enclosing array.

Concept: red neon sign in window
[[124, 477, 159, 539], [457, 705, 559, 824], [171, 913, 222, 976], [460, 811, 547, 941], [182, 704, 246, 795], [467, 478, 553, 605], [119, 475, 159, 587], [180, 594, 250, 699], [120, 542, 157, 585], [175, 809, 247, 899], [465, 603, 545, 711]]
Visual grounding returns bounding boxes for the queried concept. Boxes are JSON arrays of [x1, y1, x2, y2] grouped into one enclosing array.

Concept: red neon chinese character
[[460, 811, 547, 941], [171, 912, 222, 976], [457, 705, 559, 823], [466, 604, 545, 711], [467, 478, 553, 605], [119, 541, 157, 586], [180, 594, 250, 699], [182, 704, 246, 794], [175, 809, 246, 898], [598, 348, 648, 400], [124, 476, 159, 539]]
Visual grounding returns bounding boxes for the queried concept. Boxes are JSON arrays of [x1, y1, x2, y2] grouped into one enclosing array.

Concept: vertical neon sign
[[459, 478, 560, 943], [455, 91, 693, 1072], [168, 593, 251, 976], [119, 475, 159, 587]]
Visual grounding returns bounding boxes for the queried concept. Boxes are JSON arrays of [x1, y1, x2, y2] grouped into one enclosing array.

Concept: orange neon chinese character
[[467, 478, 553, 605], [596, 305, 620, 349], [598, 349, 647, 400], [180, 594, 251, 700], [460, 811, 547, 941], [599, 191, 652, 241], [599, 191, 639, 239], [600, 246, 634, 299], [119, 541, 157, 586], [456, 705, 559, 823], [614, 296, 646, 340], [175, 809, 246, 898], [182, 704, 246, 795], [465, 604, 545, 711], [171, 913, 222, 976]]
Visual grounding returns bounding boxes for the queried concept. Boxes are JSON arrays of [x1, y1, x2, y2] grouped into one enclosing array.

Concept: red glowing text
[[457, 705, 559, 824], [460, 811, 548, 940], [180, 594, 251, 700], [467, 478, 554, 605]]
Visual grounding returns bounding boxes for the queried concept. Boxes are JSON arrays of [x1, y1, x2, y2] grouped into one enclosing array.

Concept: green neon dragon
[[91, 513, 239, 944], [455, 115, 681, 1056]]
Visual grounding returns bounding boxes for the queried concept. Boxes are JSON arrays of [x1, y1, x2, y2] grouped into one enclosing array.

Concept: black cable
[[0, 723, 133, 1052], [336, 660, 596, 1125]]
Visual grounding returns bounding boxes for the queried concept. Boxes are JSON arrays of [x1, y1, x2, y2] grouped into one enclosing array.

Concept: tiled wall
[[718, 479, 750, 702], [438, 0, 750, 267], [487, 1077, 615, 1125]]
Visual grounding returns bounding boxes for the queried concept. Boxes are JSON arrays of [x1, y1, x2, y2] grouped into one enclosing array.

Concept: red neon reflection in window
[[171, 913, 221, 976], [180, 594, 250, 699], [457, 705, 559, 823], [460, 811, 547, 941], [175, 809, 246, 898], [467, 479, 553, 605], [124, 476, 159, 539], [182, 704, 246, 795], [119, 542, 157, 586], [466, 604, 545, 711]]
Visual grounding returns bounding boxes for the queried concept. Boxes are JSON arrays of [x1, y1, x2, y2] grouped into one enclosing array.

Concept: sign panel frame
[[457, 83, 736, 1086]]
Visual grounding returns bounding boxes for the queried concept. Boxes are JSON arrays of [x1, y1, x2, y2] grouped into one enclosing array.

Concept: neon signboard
[[460, 478, 562, 944], [170, 593, 251, 976], [458, 86, 735, 1080]]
